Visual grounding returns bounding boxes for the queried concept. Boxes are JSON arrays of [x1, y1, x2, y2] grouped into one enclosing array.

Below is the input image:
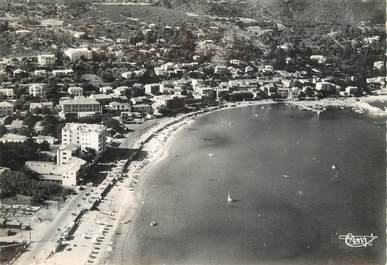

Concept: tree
[[102, 71, 115, 83], [0, 21, 9, 33], [273, 48, 286, 70], [80, 148, 97, 163], [41, 115, 65, 138], [45, 81, 61, 103], [0, 169, 75, 203], [23, 112, 40, 128], [3, 116, 13, 125], [102, 115, 123, 133]]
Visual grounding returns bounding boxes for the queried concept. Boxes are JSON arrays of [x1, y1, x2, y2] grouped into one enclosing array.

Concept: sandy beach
[[106, 102, 385, 265], [42, 107, 223, 265], [286, 95, 387, 116], [41, 96, 386, 265]]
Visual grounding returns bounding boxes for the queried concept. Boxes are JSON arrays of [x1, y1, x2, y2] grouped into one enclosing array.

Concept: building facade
[[61, 123, 107, 157], [30, 102, 54, 111], [64, 48, 93, 61], [59, 96, 102, 118], [68, 86, 83, 96], [28, 84, 46, 98], [0, 101, 13, 116], [0, 134, 27, 143], [109, 101, 131, 111], [0, 88, 14, 99], [37, 54, 56, 66]]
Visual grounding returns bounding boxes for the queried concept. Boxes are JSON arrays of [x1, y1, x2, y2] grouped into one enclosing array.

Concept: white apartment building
[[28, 83, 46, 98], [0, 133, 27, 143], [310, 55, 327, 64], [64, 48, 93, 61], [33, 135, 57, 145], [99, 86, 113, 94], [68, 86, 83, 96], [26, 154, 86, 187], [34, 70, 47, 77], [61, 156, 86, 186], [52, 69, 74, 76], [0, 88, 14, 99], [29, 102, 54, 111], [59, 96, 102, 118], [0, 101, 13, 116], [37, 54, 56, 66], [26, 142, 86, 186], [61, 123, 107, 158], [109, 101, 131, 111]]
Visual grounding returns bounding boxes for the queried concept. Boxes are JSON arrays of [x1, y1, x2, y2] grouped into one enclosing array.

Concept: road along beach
[[105, 103, 385, 265]]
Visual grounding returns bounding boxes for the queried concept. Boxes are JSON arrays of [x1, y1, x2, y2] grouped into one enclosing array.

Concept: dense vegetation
[[0, 139, 51, 170], [157, 0, 385, 24], [0, 169, 74, 204]]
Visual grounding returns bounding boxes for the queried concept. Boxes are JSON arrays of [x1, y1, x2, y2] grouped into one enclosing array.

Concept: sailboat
[[227, 192, 233, 203]]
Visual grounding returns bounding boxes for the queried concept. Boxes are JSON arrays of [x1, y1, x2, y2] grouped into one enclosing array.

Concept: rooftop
[[62, 123, 106, 134], [0, 101, 13, 107], [60, 96, 100, 105]]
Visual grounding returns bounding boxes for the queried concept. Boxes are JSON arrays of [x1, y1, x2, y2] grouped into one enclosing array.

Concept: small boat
[[331, 165, 337, 170], [208, 153, 214, 157], [121, 218, 131, 224], [261, 106, 265, 110], [227, 192, 233, 203], [228, 121, 233, 126], [282, 174, 291, 179], [150, 221, 158, 227]]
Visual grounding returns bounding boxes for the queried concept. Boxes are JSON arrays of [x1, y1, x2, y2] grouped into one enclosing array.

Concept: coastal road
[[119, 118, 168, 149], [14, 189, 90, 265], [14, 119, 167, 265], [104, 103, 386, 265]]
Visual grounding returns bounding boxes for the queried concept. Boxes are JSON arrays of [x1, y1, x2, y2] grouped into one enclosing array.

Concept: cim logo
[[338, 233, 378, 248]]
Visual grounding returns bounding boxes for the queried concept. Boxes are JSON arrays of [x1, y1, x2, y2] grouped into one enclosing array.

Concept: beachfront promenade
[[12, 96, 387, 265], [15, 106, 225, 265]]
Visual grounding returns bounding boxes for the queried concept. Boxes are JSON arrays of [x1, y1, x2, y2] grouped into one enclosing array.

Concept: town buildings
[[64, 48, 93, 61], [0, 88, 14, 99], [25, 123, 106, 186], [0, 134, 28, 144], [29, 102, 54, 112], [109, 101, 131, 111], [0, 101, 13, 116], [28, 83, 46, 98], [68, 86, 83, 96], [59, 96, 102, 118], [61, 123, 107, 158], [52, 69, 74, 76], [37, 54, 56, 66], [26, 155, 86, 186]]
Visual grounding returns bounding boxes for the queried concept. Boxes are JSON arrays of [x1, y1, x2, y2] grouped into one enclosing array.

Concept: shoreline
[[102, 96, 386, 265], [284, 95, 387, 116], [41, 96, 386, 265], [95, 96, 386, 264]]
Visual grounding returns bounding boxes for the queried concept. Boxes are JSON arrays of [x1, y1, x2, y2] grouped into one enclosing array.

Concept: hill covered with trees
[[157, 0, 385, 24]]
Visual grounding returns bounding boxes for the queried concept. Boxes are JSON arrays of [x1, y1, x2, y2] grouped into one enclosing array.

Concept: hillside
[[284, 0, 385, 24], [156, 0, 385, 24]]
